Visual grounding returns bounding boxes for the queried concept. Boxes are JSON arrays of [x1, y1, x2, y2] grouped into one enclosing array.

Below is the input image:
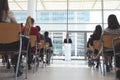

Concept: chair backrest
[[0, 23, 21, 44], [24, 16, 31, 36], [113, 37, 120, 45], [30, 35, 37, 48], [113, 37, 120, 54], [102, 34, 120, 49], [93, 40, 102, 50], [44, 42, 50, 49], [38, 40, 44, 49]]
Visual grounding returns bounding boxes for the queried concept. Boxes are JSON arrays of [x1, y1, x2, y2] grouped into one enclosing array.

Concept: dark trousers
[[39, 48, 44, 61], [0, 37, 32, 71], [115, 55, 120, 68]]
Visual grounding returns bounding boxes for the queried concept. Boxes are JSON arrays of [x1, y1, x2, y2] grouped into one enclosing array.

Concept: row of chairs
[[30, 35, 52, 68], [0, 16, 52, 80], [88, 34, 120, 79]]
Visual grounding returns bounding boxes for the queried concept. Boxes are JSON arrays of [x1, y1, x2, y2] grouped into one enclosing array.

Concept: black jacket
[[64, 38, 72, 43]]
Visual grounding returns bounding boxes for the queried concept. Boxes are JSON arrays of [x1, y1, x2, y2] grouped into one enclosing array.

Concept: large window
[[11, 0, 120, 59]]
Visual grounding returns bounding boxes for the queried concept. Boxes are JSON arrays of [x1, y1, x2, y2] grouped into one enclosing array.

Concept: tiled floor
[[0, 60, 116, 80]]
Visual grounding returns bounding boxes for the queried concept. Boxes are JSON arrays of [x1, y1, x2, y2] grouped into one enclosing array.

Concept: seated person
[[21, 17, 40, 69], [0, 0, 17, 69], [87, 25, 102, 68], [36, 26, 44, 61], [44, 31, 53, 64], [102, 14, 120, 72]]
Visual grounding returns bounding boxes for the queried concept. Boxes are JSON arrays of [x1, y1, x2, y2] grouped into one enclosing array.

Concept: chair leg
[[15, 35, 22, 80], [99, 61, 102, 74], [33, 55, 39, 73], [15, 54, 22, 80], [116, 70, 120, 80], [102, 57, 106, 76]]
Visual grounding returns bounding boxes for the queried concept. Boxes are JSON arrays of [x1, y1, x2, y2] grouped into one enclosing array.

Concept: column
[[28, 0, 37, 20]]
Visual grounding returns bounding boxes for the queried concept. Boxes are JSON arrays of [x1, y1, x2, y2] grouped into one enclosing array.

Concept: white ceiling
[[8, 0, 120, 11]]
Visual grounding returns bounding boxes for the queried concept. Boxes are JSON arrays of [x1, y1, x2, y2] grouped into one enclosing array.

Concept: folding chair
[[44, 42, 53, 65], [44, 42, 51, 65], [21, 16, 32, 79], [101, 34, 119, 76], [92, 40, 102, 71], [38, 40, 46, 67], [0, 23, 21, 80], [30, 35, 40, 72], [113, 36, 120, 80], [0, 16, 32, 80]]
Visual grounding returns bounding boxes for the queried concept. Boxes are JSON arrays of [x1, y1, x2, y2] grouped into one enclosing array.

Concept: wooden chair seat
[[93, 40, 102, 51]]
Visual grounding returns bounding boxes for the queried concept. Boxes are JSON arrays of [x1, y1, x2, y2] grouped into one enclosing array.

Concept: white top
[[103, 27, 120, 35], [2, 11, 17, 23]]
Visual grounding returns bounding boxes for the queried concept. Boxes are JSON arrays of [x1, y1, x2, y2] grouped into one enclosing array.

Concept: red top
[[22, 26, 40, 42], [22, 26, 40, 52]]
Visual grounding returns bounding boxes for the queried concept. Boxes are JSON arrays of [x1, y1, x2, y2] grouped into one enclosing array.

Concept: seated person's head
[[44, 31, 49, 37], [36, 26, 41, 31]]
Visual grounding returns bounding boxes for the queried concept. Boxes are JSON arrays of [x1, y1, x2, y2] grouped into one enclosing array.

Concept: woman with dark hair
[[0, 0, 16, 23], [104, 14, 120, 34], [87, 25, 102, 68], [0, 0, 24, 77], [103, 14, 120, 73], [90, 25, 102, 44], [88, 25, 102, 47], [0, 0, 17, 69]]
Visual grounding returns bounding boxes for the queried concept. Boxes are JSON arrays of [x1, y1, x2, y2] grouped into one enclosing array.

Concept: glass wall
[[10, 0, 120, 59], [41, 31, 91, 59]]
